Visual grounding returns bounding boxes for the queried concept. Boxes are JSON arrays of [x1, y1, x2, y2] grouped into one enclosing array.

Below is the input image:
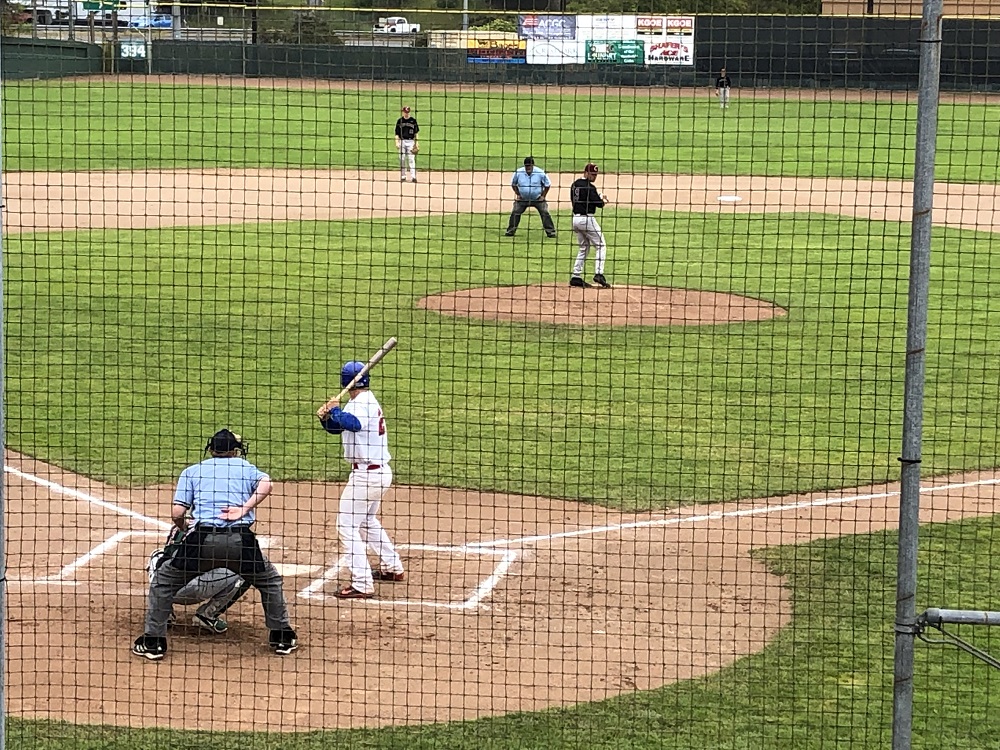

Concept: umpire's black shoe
[[131, 634, 167, 661], [593, 274, 611, 289], [269, 628, 299, 656], [504, 230, 516, 237], [546, 232, 557, 238], [569, 276, 591, 288]]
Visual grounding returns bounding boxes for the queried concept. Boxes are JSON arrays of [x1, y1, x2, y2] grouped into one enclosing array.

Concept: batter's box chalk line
[[298, 543, 519, 611]]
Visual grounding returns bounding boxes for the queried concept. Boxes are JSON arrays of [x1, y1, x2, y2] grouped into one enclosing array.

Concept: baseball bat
[[331, 336, 398, 401]]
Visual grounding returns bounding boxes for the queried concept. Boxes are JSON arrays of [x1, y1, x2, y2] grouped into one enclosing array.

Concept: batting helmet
[[341, 361, 370, 388]]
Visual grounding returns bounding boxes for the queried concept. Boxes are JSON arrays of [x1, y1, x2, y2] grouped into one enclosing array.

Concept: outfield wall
[[4, 15, 999, 89]]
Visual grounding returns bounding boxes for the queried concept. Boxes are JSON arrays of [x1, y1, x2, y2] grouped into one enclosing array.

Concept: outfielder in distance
[[395, 105, 420, 183], [716, 68, 733, 109], [131, 429, 298, 660], [316, 361, 405, 600]]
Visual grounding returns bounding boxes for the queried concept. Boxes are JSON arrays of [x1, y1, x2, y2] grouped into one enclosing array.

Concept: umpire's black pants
[[143, 527, 292, 637]]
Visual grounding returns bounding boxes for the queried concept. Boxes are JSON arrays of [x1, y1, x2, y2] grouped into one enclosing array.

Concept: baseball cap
[[584, 162, 599, 174], [523, 156, 535, 165], [402, 106, 410, 113]]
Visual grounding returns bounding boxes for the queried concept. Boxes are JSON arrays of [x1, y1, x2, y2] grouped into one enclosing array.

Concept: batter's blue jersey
[[174, 457, 268, 527]]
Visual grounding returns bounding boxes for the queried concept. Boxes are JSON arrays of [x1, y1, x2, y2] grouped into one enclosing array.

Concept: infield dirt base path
[[7, 452, 1000, 732], [6, 168, 1000, 235]]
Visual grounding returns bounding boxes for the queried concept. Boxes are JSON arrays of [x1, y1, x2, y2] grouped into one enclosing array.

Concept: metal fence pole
[[0, 31, 8, 750], [892, 0, 943, 748]]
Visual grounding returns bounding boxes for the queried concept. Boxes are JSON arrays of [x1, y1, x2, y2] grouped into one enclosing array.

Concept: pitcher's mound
[[419, 285, 787, 326]]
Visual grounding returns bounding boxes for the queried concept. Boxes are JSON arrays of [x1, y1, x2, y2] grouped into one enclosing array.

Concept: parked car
[[128, 14, 173, 29]]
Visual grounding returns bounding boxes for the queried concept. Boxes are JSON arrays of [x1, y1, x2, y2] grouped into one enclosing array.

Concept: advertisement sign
[[467, 38, 528, 64], [526, 40, 581, 65], [585, 14, 629, 35], [647, 39, 693, 65], [518, 14, 576, 40], [585, 39, 644, 65], [636, 16, 665, 35], [666, 16, 695, 33]]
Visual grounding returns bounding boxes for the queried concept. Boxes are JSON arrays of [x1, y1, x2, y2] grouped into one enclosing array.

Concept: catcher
[[146, 523, 251, 634], [394, 105, 420, 182]]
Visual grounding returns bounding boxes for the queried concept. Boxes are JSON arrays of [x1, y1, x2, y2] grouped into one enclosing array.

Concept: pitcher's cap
[[402, 106, 410, 113], [584, 162, 599, 173]]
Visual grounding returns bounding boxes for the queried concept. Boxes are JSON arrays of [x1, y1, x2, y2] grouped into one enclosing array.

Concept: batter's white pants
[[336, 465, 402, 594], [572, 214, 607, 276], [719, 88, 730, 108], [398, 140, 417, 180]]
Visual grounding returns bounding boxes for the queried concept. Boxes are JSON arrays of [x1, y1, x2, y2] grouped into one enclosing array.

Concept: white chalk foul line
[[5, 465, 170, 530], [38, 530, 162, 582], [465, 478, 1000, 549]]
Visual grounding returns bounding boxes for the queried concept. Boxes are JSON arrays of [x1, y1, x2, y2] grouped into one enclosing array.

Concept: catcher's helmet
[[341, 361, 370, 388], [206, 428, 247, 455]]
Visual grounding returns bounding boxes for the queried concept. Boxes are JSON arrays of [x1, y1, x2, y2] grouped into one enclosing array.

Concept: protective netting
[[1, 3, 999, 748]]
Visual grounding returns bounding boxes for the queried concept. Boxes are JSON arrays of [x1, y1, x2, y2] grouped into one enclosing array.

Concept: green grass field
[[5, 82, 999, 181], [4, 79, 1000, 748]]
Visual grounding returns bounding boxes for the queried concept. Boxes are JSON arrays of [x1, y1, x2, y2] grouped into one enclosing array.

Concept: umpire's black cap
[[206, 428, 244, 454], [523, 156, 535, 166]]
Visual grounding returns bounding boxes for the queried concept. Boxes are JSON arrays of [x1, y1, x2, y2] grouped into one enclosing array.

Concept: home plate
[[717, 195, 743, 203], [276, 563, 322, 576]]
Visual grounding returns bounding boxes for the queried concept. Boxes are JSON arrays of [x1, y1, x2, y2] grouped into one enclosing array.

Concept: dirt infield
[[4, 144, 1000, 731], [7, 451, 999, 731]]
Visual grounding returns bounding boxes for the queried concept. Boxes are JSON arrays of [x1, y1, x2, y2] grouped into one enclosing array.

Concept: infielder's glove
[[411, 143, 420, 155]]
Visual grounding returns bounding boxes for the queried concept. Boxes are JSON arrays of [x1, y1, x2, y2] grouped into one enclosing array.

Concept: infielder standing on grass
[[505, 156, 557, 238], [569, 162, 611, 289], [395, 105, 420, 183], [317, 361, 405, 600], [132, 429, 298, 660], [716, 68, 733, 109]]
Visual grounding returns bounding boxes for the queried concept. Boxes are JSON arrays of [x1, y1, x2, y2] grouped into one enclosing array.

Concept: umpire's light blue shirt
[[511, 167, 551, 201], [174, 457, 267, 527]]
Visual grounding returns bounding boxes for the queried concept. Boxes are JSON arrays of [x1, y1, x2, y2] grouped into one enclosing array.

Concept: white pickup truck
[[372, 16, 421, 33]]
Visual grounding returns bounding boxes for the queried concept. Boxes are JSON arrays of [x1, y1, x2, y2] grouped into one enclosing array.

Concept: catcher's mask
[[340, 361, 370, 389], [206, 428, 247, 456]]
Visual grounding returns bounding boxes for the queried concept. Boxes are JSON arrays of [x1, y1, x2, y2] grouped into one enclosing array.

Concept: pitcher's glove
[[411, 143, 420, 154]]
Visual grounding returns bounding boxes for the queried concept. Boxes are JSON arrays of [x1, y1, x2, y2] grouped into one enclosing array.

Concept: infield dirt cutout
[[5, 131, 1000, 731]]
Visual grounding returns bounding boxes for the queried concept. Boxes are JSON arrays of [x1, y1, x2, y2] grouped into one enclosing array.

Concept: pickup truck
[[372, 16, 421, 33]]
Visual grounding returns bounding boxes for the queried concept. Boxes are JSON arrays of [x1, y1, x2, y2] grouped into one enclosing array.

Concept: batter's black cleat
[[131, 635, 167, 661], [593, 274, 611, 288], [569, 276, 591, 288], [269, 628, 299, 655], [372, 569, 405, 582]]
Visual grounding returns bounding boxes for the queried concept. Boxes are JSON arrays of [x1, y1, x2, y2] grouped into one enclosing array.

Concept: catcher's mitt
[[411, 143, 420, 155]]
